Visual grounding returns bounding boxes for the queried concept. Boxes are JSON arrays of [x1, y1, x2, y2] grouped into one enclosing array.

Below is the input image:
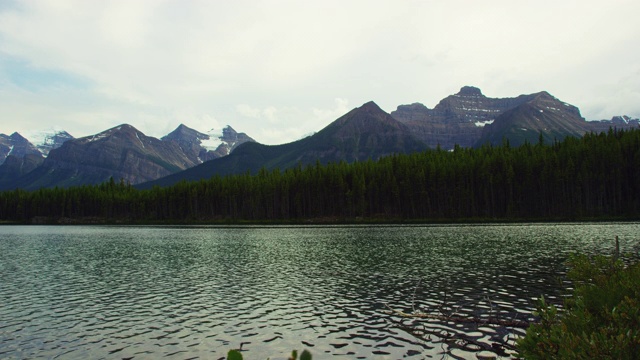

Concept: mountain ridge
[[11, 124, 199, 189], [1, 87, 638, 191], [392, 86, 638, 149], [137, 101, 428, 189]]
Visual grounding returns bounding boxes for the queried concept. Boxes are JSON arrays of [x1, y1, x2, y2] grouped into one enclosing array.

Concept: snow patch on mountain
[[23, 127, 65, 146], [23, 127, 74, 156], [201, 128, 224, 151], [474, 120, 494, 127]]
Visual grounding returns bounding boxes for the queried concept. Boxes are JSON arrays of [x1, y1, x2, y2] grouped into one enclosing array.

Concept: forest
[[1, 128, 639, 223]]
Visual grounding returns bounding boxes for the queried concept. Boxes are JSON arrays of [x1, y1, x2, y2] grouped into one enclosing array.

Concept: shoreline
[[2, 215, 638, 226]]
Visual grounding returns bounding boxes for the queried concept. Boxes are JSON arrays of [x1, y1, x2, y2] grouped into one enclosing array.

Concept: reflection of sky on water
[[1, 223, 638, 359]]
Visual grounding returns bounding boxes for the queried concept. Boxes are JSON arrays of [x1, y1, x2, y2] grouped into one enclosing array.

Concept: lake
[[1, 223, 639, 359]]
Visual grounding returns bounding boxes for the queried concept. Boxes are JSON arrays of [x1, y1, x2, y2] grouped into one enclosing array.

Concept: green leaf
[[227, 349, 243, 360], [300, 350, 312, 360]]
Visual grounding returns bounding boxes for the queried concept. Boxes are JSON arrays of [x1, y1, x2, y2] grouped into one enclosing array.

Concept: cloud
[[236, 104, 261, 119], [232, 99, 353, 144], [313, 98, 350, 122], [0, 0, 639, 143]]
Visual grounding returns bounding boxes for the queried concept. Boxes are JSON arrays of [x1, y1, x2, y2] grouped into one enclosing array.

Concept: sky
[[1, 0, 639, 145]]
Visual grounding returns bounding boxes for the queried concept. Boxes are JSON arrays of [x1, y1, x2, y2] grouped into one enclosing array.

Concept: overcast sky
[[1, 0, 639, 145]]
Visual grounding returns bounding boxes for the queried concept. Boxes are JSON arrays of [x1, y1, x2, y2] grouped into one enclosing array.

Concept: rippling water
[[1, 223, 639, 359]]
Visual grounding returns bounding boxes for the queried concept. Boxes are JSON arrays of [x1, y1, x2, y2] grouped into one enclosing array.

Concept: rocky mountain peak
[[163, 124, 208, 142], [162, 124, 255, 164], [531, 91, 556, 101], [610, 115, 639, 124], [75, 124, 141, 145], [0, 132, 41, 164], [358, 101, 384, 113], [332, 101, 397, 131], [456, 86, 484, 97], [220, 125, 237, 138], [10, 132, 27, 141]]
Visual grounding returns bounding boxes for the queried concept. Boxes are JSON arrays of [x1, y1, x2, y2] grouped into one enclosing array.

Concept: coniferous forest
[[1, 129, 640, 223]]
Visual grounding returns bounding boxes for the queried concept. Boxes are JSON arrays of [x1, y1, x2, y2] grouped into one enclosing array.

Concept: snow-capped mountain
[[208, 125, 256, 158], [13, 124, 202, 189], [22, 128, 75, 156], [162, 124, 255, 164], [0, 123, 257, 190]]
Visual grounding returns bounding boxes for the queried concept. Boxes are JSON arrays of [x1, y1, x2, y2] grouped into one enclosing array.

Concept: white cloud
[[313, 98, 350, 122], [262, 107, 278, 124], [236, 104, 261, 119], [0, 0, 639, 143]]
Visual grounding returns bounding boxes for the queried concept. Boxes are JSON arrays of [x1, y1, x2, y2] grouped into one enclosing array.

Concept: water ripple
[[1, 223, 639, 359]]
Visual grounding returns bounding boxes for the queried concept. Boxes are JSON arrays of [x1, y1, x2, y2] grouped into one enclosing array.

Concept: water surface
[[1, 223, 638, 359]]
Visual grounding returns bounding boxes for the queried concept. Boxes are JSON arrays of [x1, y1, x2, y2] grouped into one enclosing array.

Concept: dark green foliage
[[227, 350, 243, 360], [516, 255, 640, 359], [2, 128, 640, 222], [226, 349, 311, 360]]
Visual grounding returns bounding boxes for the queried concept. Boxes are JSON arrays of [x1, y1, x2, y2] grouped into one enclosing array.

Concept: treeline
[[1, 129, 640, 223]]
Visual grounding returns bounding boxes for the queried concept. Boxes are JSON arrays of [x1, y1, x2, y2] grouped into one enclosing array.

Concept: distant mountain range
[[0, 87, 637, 191], [0, 124, 254, 190], [138, 101, 428, 188]]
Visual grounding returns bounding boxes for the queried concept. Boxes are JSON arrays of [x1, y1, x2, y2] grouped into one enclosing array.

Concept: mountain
[[392, 86, 639, 149], [205, 125, 256, 158], [161, 124, 255, 164], [4, 124, 200, 190], [22, 128, 75, 156], [0, 132, 41, 164], [587, 115, 640, 133], [476, 91, 588, 147], [161, 124, 211, 163], [1, 88, 637, 192], [391, 86, 536, 149], [138, 101, 428, 188]]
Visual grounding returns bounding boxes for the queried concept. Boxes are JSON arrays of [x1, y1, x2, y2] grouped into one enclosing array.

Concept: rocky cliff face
[[391, 86, 637, 149], [391, 86, 535, 149]]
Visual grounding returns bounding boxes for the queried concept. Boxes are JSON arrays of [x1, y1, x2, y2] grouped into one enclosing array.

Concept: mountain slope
[[6, 124, 199, 190], [476, 92, 589, 146], [138, 101, 428, 188], [0, 153, 45, 190]]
